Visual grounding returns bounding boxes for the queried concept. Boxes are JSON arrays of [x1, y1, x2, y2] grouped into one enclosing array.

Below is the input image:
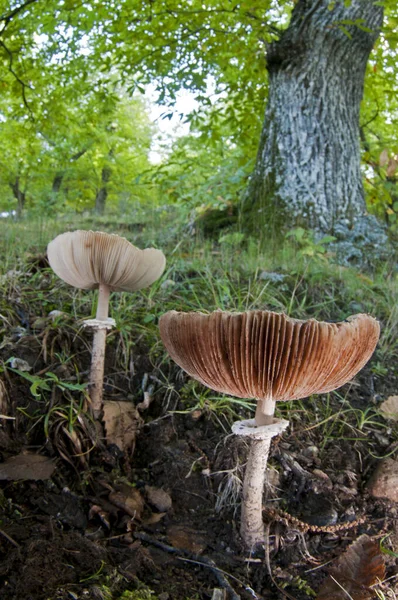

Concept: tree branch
[[0, 40, 34, 120], [0, 40, 33, 116], [0, 0, 39, 33]]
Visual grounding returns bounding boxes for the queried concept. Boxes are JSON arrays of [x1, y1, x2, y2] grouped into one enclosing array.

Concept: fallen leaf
[[317, 535, 385, 600], [88, 504, 111, 529], [142, 512, 167, 525], [379, 396, 398, 421], [167, 524, 207, 554], [0, 453, 55, 480], [109, 484, 144, 520], [102, 401, 143, 453]]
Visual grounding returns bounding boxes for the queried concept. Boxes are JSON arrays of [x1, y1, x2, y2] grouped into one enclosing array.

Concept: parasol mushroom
[[159, 309, 380, 548], [48, 230, 166, 420]]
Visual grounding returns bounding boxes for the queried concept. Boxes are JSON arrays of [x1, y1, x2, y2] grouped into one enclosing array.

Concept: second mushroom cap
[[47, 230, 166, 292]]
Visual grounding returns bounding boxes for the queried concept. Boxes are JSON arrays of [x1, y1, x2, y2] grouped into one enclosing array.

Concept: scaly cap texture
[[47, 230, 166, 292], [159, 310, 380, 401]]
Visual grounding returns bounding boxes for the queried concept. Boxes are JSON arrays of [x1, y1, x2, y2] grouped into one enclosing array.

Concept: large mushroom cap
[[159, 310, 380, 401], [47, 230, 166, 292]]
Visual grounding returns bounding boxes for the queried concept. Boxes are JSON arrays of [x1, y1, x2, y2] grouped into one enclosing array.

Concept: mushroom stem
[[240, 395, 276, 548], [241, 435, 273, 548], [90, 283, 111, 419], [96, 283, 111, 321], [255, 396, 276, 426]]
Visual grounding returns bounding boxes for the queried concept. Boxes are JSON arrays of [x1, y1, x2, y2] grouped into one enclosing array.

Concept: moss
[[117, 590, 157, 600]]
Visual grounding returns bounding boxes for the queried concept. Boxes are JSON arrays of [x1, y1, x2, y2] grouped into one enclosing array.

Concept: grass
[[0, 210, 397, 453], [0, 209, 397, 600]]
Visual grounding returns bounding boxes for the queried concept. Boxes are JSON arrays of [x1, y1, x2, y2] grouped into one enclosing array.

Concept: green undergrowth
[[0, 212, 397, 459]]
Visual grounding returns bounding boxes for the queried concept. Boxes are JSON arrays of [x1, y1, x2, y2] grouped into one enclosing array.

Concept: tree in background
[[245, 0, 383, 233], [1, 0, 398, 239], [0, 4, 154, 217]]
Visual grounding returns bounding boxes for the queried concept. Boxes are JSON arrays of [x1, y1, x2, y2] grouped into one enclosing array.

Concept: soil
[[0, 266, 397, 599]]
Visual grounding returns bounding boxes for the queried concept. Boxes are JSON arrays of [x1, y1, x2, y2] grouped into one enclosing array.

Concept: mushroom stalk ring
[[232, 418, 289, 440]]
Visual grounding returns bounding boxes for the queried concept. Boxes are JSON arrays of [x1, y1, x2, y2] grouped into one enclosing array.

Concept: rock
[[302, 445, 319, 459], [145, 486, 172, 512], [258, 271, 286, 283], [366, 458, 398, 502], [303, 506, 338, 527], [327, 215, 390, 268], [48, 310, 67, 320], [9, 357, 32, 371], [32, 317, 47, 331], [161, 279, 176, 290]]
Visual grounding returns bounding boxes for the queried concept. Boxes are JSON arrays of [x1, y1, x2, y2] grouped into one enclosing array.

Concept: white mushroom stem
[[232, 397, 289, 549], [89, 283, 112, 419]]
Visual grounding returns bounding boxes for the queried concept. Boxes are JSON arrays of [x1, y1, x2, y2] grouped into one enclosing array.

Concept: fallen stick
[[134, 530, 245, 600]]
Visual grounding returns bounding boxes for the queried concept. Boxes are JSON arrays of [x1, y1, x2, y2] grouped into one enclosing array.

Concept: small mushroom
[[48, 230, 166, 419], [159, 310, 380, 548]]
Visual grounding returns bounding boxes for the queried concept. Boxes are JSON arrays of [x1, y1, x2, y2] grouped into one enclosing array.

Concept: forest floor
[[0, 214, 397, 600]]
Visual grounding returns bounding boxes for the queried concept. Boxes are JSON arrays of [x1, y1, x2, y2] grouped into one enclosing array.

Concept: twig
[[0, 0, 39, 32], [264, 522, 301, 600], [0, 527, 20, 548], [134, 530, 242, 600], [0, 39, 33, 116]]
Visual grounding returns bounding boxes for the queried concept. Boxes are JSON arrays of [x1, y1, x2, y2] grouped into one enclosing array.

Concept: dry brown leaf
[[317, 535, 385, 600], [0, 453, 55, 480], [379, 396, 398, 422], [166, 524, 207, 554], [142, 512, 167, 525], [102, 401, 143, 453], [109, 484, 144, 520], [88, 504, 111, 529]]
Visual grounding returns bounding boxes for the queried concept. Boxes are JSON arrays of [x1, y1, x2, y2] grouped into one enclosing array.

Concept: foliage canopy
[[0, 0, 398, 221]]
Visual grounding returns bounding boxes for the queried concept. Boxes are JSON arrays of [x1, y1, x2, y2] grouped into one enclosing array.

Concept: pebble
[[303, 507, 338, 527], [9, 357, 32, 371], [258, 271, 286, 283], [161, 279, 176, 289], [366, 458, 398, 502], [145, 486, 172, 512]]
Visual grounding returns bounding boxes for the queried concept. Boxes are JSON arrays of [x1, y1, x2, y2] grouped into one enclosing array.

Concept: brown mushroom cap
[[159, 310, 380, 401], [47, 230, 166, 292]]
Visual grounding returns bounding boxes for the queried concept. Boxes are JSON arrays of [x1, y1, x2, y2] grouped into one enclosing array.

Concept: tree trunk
[[52, 172, 64, 195], [9, 176, 26, 218], [244, 0, 384, 234], [94, 151, 113, 215], [94, 166, 111, 215], [51, 148, 87, 202]]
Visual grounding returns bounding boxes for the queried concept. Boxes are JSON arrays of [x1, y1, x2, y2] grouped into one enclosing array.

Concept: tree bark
[[244, 0, 384, 234], [51, 148, 87, 201], [94, 157, 112, 215], [9, 176, 26, 218]]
